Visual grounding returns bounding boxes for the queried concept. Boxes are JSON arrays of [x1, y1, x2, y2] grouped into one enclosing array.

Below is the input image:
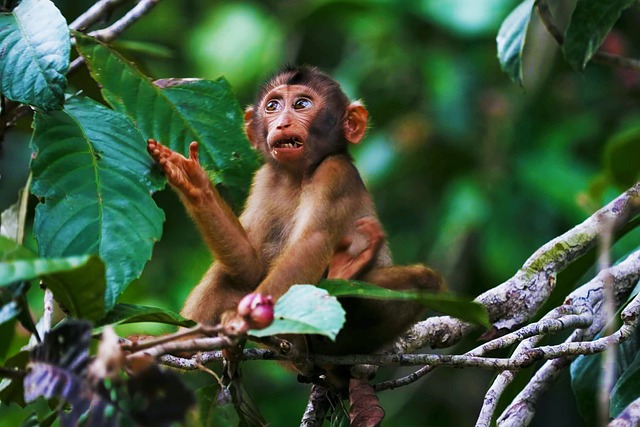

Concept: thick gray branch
[[394, 182, 640, 354]]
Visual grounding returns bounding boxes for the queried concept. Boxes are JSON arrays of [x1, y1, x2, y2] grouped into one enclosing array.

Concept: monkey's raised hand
[[147, 138, 260, 283], [147, 139, 212, 204]]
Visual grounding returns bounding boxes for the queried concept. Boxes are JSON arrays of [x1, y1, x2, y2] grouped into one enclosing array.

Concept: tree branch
[[88, 0, 161, 42], [497, 256, 640, 426], [476, 329, 544, 427], [69, 0, 128, 31], [69, 0, 162, 73], [158, 348, 285, 370], [393, 181, 640, 354], [300, 384, 333, 427], [375, 306, 592, 392]]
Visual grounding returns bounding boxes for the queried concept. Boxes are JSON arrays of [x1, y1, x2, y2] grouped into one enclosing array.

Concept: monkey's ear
[[344, 101, 368, 144], [244, 106, 257, 148]]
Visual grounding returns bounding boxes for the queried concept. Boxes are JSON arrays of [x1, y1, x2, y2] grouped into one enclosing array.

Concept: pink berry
[[236, 293, 275, 329]]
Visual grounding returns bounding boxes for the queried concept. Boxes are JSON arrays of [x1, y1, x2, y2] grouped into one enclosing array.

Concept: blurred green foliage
[[2, 0, 640, 425]]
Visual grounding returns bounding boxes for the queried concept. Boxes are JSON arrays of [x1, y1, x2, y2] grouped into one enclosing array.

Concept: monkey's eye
[[293, 98, 312, 110], [265, 100, 281, 112]]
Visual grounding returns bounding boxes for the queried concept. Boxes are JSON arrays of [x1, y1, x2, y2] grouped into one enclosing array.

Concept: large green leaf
[[75, 33, 261, 207], [30, 95, 165, 310], [564, 0, 635, 70], [570, 352, 601, 427], [0, 0, 69, 110], [496, 0, 535, 86], [96, 303, 195, 328], [0, 235, 35, 261], [318, 279, 490, 327], [0, 238, 106, 322], [250, 285, 346, 340]]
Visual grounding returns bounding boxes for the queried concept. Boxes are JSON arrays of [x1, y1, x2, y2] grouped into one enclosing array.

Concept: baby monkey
[[148, 65, 443, 358]]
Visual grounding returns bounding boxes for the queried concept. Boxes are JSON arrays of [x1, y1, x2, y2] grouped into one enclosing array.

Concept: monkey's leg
[[181, 262, 254, 325], [148, 139, 263, 284], [327, 217, 385, 280]]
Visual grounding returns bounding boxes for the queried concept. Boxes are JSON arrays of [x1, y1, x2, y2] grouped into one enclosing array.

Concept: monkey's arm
[[148, 139, 263, 284]]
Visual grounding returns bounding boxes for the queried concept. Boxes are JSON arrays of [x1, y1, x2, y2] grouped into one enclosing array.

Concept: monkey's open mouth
[[272, 137, 304, 149]]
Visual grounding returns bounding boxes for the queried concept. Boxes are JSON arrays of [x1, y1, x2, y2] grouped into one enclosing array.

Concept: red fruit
[[236, 293, 274, 329]]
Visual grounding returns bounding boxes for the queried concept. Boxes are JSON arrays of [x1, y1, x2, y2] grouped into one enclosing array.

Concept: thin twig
[[123, 323, 221, 352], [476, 333, 545, 427], [136, 336, 233, 359], [374, 365, 434, 392], [375, 306, 592, 392], [159, 348, 285, 370], [497, 333, 581, 427], [42, 288, 54, 333], [69, 0, 129, 31], [497, 282, 640, 426], [598, 218, 616, 427], [69, 0, 162, 73], [89, 0, 161, 42]]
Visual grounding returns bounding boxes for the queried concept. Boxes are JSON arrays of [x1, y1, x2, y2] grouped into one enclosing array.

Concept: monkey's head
[[244, 66, 368, 171]]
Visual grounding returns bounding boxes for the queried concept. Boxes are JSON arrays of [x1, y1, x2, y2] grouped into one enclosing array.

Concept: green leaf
[[0, 0, 69, 110], [611, 346, 640, 417], [0, 252, 91, 287], [318, 279, 490, 328], [44, 257, 106, 322], [96, 303, 195, 328], [0, 320, 16, 360], [564, 0, 635, 70], [496, 0, 535, 86], [570, 352, 601, 427], [75, 33, 261, 208], [0, 250, 106, 322], [30, 95, 165, 310], [249, 285, 346, 340], [604, 125, 640, 189], [0, 235, 36, 261]]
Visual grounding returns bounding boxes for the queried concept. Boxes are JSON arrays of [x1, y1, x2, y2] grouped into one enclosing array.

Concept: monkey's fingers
[[147, 138, 160, 159], [148, 138, 176, 163], [189, 142, 200, 165]]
